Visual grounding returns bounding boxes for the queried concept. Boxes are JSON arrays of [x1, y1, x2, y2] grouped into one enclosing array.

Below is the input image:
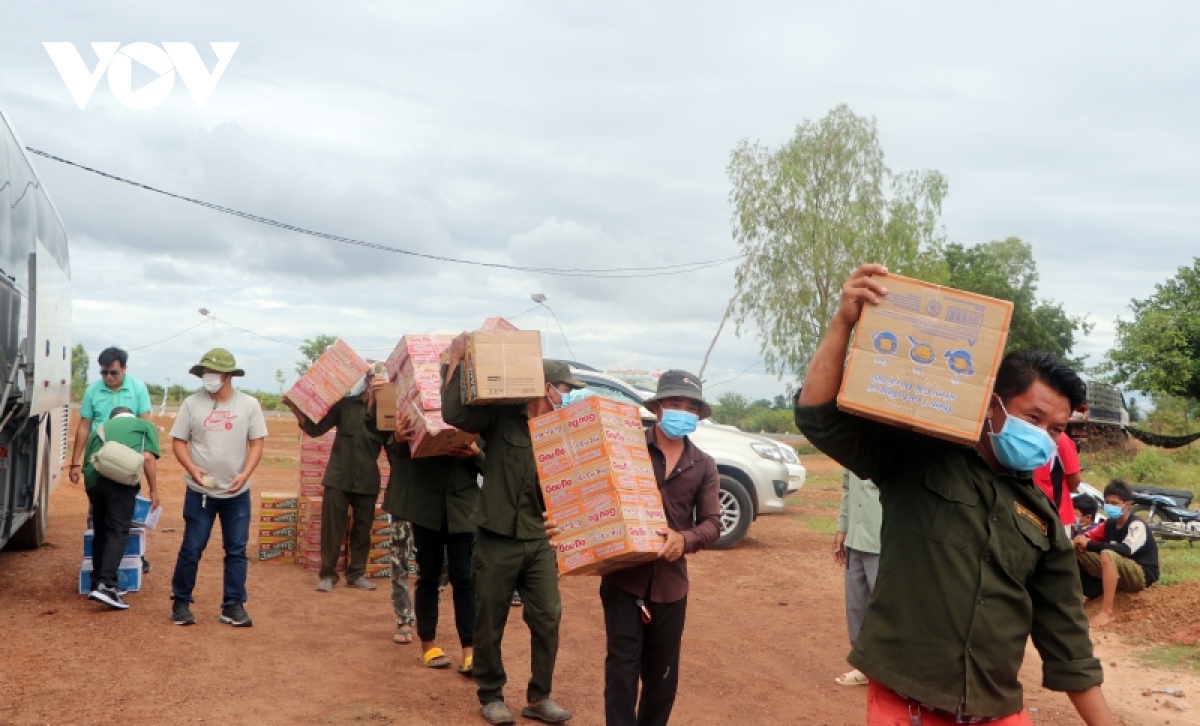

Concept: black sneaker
[[88, 585, 129, 611], [172, 600, 196, 626], [220, 603, 253, 628]]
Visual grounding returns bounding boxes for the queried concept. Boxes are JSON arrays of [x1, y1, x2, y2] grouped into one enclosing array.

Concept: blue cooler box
[[83, 529, 146, 558], [78, 556, 143, 594], [131, 494, 152, 526]]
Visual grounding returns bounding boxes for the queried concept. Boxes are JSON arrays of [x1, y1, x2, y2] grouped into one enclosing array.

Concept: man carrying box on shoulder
[[442, 333, 574, 726], [548, 370, 721, 726], [283, 370, 387, 592], [81, 407, 161, 610], [793, 264, 1113, 725]]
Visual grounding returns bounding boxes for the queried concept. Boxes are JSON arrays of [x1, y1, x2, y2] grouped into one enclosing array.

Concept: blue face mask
[[659, 409, 699, 439], [987, 399, 1056, 472], [551, 386, 593, 410], [1102, 504, 1124, 519]]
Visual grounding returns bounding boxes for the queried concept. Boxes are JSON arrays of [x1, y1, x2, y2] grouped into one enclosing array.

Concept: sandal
[[393, 627, 413, 645], [835, 668, 869, 686], [458, 654, 474, 676], [422, 647, 451, 669]]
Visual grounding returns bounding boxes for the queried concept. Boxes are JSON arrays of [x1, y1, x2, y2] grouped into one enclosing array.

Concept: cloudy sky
[[2, 2, 1198, 401]]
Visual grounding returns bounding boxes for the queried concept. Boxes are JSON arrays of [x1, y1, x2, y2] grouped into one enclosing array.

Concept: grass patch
[[1135, 644, 1200, 672], [798, 516, 838, 535], [795, 442, 821, 458], [1158, 542, 1200, 586], [1081, 446, 1200, 494]]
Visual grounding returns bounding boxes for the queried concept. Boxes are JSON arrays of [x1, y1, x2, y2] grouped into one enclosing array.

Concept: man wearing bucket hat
[[547, 369, 721, 726], [168, 348, 269, 628], [441, 335, 578, 725]]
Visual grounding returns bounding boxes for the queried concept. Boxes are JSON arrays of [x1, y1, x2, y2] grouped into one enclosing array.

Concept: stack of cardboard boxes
[[387, 335, 476, 457], [257, 493, 299, 564], [529, 397, 666, 575]]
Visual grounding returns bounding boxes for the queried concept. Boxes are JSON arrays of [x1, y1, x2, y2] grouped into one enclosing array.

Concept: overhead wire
[[704, 359, 765, 391], [26, 147, 743, 278], [127, 318, 210, 351]]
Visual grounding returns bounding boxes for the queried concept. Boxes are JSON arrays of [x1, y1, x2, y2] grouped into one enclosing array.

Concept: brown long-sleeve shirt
[[602, 426, 721, 603]]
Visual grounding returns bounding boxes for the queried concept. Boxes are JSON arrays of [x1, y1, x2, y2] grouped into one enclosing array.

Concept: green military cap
[[543, 360, 586, 390], [189, 348, 245, 378]]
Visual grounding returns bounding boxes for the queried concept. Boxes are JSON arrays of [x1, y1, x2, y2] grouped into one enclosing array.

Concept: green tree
[[712, 391, 750, 426], [275, 369, 286, 396], [725, 104, 948, 378], [772, 394, 788, 410], [70, 343, 88, 402], [943, 237, 1088, 359], [296, 334, 338, 376], [1106, 258, 1200, 427]]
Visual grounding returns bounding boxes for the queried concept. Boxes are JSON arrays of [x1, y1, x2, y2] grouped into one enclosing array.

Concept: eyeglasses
[[101, 369, 122, 377]]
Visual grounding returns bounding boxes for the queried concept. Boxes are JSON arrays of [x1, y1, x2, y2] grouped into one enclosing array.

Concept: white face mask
[[202, 373, 225, 394]]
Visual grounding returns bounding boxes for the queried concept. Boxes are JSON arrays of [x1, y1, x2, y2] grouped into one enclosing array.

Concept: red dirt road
[[1, 417, 1195, 725]]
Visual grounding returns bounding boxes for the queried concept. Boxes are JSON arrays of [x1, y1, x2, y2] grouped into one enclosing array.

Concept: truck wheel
[[711, 475, 753, 550]]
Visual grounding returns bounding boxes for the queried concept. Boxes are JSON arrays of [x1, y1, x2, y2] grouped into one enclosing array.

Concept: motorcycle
[[1131, 486, 1200, 542]]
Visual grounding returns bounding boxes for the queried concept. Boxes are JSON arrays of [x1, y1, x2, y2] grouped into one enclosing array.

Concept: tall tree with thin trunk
[[722, 104, 947, 380]]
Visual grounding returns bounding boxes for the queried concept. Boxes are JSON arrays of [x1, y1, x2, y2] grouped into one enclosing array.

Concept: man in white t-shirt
[[168, 349, 268, 628]]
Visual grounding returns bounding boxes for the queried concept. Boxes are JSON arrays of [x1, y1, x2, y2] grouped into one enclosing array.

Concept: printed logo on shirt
[[204, 410, 239, 431], [1015, 502, 1048, 536]]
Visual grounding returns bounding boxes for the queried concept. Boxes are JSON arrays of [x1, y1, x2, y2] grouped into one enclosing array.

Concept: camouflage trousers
[[389, 517, 416, 627], [389, 516, 449, 628]]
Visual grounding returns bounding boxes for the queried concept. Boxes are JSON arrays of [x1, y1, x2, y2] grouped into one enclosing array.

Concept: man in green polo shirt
[[81, 407, 160, 610], [69, 347, 152, 485], [794, 263, 1113, 725], [441, 337, 576, 726]]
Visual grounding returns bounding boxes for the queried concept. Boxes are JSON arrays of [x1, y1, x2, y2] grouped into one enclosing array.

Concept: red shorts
[[867, 680, 1033, 725]]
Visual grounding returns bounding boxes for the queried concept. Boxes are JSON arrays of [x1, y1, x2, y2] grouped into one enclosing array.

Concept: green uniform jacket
[[382, 436, 483, 533], [82, 415, 162, 489], [795, 399, 1101, 719], [837, 470, 882, 554], [441, 365, 546, 540], [299, 396, 385, 496]]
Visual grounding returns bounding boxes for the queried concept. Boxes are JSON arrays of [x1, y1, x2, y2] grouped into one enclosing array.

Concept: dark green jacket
[[382, 436, 483, 533], [441, 365, 546, 540], [795, 399, 1101, 719], [299, 396, 385, 496], [82, 415, 161, 489]]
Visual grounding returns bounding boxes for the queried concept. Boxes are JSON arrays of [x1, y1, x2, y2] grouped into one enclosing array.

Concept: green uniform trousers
[[473, 527, 561, 705], [321, 487, 376, 583]]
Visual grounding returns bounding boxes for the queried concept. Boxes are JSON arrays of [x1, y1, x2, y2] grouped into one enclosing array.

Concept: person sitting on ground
[[1071, 494, 1100, 538], [1073, 479, 1159, 628]]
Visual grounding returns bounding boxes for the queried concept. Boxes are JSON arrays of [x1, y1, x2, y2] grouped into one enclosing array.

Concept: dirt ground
[[1, 415, 1197, 725]]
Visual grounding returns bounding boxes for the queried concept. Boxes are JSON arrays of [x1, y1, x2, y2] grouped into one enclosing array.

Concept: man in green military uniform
[[441, 334, 576, 725], [795, 264, 1113, 725], [284, 371, 386, 591], [81, 407, 161, 610]]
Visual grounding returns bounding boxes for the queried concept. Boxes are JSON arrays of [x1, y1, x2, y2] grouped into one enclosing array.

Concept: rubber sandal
[[422, 646, 451, 669], [393, 627, 413, 645], [835, 668, 869, 686], [457, 654, 473, 676]]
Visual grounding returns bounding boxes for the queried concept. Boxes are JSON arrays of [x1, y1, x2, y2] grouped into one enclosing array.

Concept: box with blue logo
[[83, 529, 145, 558], [78, 556, 143, 594], [837, 274, 1013, 446]]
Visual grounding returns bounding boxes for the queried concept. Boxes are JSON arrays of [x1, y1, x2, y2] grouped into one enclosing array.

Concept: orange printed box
[[298, 484, 324, 498], [284, 338, 369, 422], [299, 455, 329, 467], [366, 550, 391, 565], [259, 493, 300, 510], [257, 550, 296, 564], [299, 496, 323, 511], [365, 563, 392, 579], [837, 274, 1013, 447], [258, 537, 297, 552], [258, 522, 297, 538], [259, 509, 298, 524]]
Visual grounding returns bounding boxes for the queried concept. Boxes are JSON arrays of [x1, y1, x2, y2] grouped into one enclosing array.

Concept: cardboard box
[[365, 563, 392, 579], [258, 522, 297, 538], [480, 317, 518, 331], [299, 484, 324, 498], [376, 381, 397, 430], [397, 357, 444, 411], [79, 556, 143, 594], [530, 397, 667, 575], [259, 509, 298, 524], [837, 274, 1014, 447], [400, 399, 477, 458], [366, 549, 391, 565], [462, 330, 544, 405], [257, 537, 297, 551], [385, 334, 454, 384], [83, 529, 146, 558], [259, 492, 300, 510], [285, 338, 369, 422], [257, 550, 297, 564]]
